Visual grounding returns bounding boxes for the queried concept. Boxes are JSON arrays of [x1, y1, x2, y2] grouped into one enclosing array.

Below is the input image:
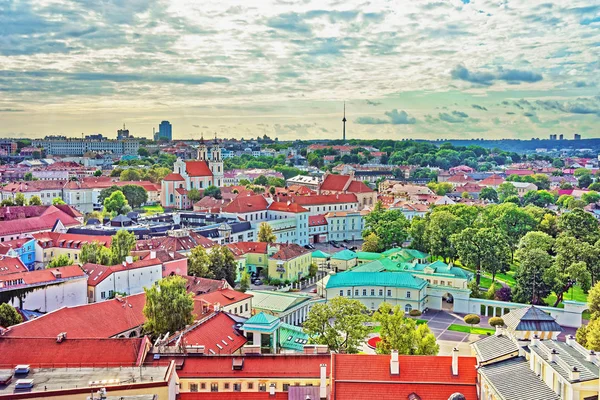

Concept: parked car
[[310, 288, 317, 293], [304, 245, 312, 249], [253, 279, 263, 286]]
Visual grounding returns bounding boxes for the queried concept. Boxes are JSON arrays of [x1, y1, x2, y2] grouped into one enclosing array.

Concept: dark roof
[[471, 334, 520, 364], [478, 357, 559, 400], [503, 306, 562, 332], [530, 340, 600, 382]]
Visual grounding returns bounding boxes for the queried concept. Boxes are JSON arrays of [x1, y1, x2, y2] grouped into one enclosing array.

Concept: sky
[[0, 0, 599, 141]]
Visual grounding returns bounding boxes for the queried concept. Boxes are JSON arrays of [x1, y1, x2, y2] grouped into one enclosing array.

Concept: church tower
[[197, 134, 208, 161], [209, 133, 224, 187]]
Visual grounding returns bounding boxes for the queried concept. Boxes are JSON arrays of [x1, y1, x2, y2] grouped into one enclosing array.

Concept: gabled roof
[[320, 174, 352, 191], [170, 312, 247, 355], [0, 265, 86, 288], [347, 180, 373, 193], [184, 276, 230, 295], [33, 231, 112, 249], [246, 290, 311, 313], [0, 256, 27, 276], [311, 250, 330, 259], [327, 271, 427, 290], [471, 334, 520, 364], [223, 194, 269, 213], [83, 258, 163, 287], [503, 305, 562, 332], [0, 205, 81, 236], [479, 174, 505, 186], [267, 201, 309, 213], [270, 243, 310, 261], [0, 337, 148, 368], [309, 214, 328, 226], [331, 249, 357, 261], [163, 173, 185, 181], [289, 193, 358, 206], [186, 160, 213, 177], [136, 231, 216, 252], [3, 293, 146, 338], [245, 312, 279, 325], [195, 288, 252, 307], [226, 242, 268, 257]]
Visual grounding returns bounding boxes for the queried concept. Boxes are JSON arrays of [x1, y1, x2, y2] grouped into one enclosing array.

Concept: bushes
[[488, 317, 505, 328], [486, 282, 503, 300], [464, 314, 481, 329], [495, 286, 512, 302], [409, 309, 422, 317]]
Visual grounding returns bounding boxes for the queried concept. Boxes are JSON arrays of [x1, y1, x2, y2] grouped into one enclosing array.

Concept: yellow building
[[267, 244, 312, 282], [33, 232, 112, 268]]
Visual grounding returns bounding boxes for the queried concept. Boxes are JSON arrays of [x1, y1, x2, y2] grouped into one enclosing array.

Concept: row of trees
[[0, 193, 46, 207], [187, 245, 237, 286], [99, 185, 148, 210]]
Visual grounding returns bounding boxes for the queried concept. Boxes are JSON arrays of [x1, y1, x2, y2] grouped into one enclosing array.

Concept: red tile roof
[[268, 201, 309, 213], [505, 169, 534, 176], [479, 174, 505, 186], [320, 174, 351, 191], [309, 214, 328, 226], [0, 265, 85, 288], [0, 257, 27, 276], [223, 194, 269, 213], [271, 243, 310, 261], [347, 180, 373, 193], [289, 194, 358, 206], [226, 242, 268, 257], [0, 205, 48, 221], [186, 161, 213, 177], [1, 180, 66, 193], [331, 354, 478, 400], [181, 393, 287, 400], [33, 232, 112, 249], [176, 187, 188, 195], [136, 231, 216, 252], [0, 205, 81, 236], [172, 312, 247, 355], [196, 288, 252, 308], [447, 174, 474, 183], [2, 293, 146, 338], [0, 337, 148, 368], [184, 276, 230, 295], [178, 354, 330, 378], [83, 258, 162, 287], [164, 173, 185, 181]]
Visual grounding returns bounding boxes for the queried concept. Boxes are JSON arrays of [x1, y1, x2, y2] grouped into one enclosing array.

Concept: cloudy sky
[[1, 0, 599, 140]]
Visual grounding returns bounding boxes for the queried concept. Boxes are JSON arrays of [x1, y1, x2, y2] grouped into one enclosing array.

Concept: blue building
[[0, 238, 36, 270], [156, 121, 172, 141]]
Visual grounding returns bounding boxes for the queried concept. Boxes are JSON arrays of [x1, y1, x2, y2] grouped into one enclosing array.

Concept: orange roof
[[268, 201, 309, 213], [186, 161, 213, 177], [83, 258, 162, 287], [195, 288, 252, 308], [289, 193, 358, 206], [3, 293, 147, 338], [0, 337, 148, 369], [309, 214, 328, 226], [347, 180, 373, 193], [320, 174, 352, 191], [33, 231, 112, 249], [0, 205, 81, 236], [0, 265, 85, 288], [271, 243, 310, 260], [0, 257, 27, 276], [226, 242, 268, 257], [1, 180, 66, 193], [175, 312, 248, 355], [223, 194, 269, 213], [447, 174, 474, 183], [164, 173, 185, 181], [479, 174, 505, 186]]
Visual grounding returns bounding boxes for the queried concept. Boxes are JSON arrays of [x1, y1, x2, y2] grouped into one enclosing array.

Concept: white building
[[32, 136, 140, 156]]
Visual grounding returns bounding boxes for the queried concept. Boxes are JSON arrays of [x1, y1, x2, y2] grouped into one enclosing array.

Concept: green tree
[[28, 195, 42, 206], [209, 245, 237, 286], [239, 179, 251, 186], [52, 197, 65, 205], [258, 222, 276, 243], [424, 210, 464, 262], [0, 303, 23, 327], [363, 202, 409, 250], [94, 169, 103, 177], [373, 302, 438, 355], [24, 172, 33, 181], [98, 185, 121, 204], [522, 190, 555, 207], [452, 227, 510, 284], [46, 254, 73, 269], [14, 193, 27, 206], [143, 275, 194, 338], [503, 195, 520, 205], [1, 199, 15, 206], [104, 190, 129, 215], [80, 242, 113, 265], [557, 208, 600, 243], [539, 213, 560, 237], [579, 174, 593, 189], [408, 217, 428, 253], [303, 297, 371, 354], [121, 184, 148, 208], [138, 147, 150, 157], [267, 177, 285, 187], [589, 182, 600, 192], [120, 168, 141, 181], [187, 188, 201, 203], [253, 175, 269, 186], [488, 317, 504, 328], [362, 232, 381, 252], [487, 203, 537, 261], [463, 314, 481, 332], [517, 231, 555, 254], [309, 262, 318, 278], [512, 248, 553, 305], [497, 182, 518, 202], [204, 185, 222, 199], [556, 194, 574, 208], [480, 187, 498, 202], [239, 270, 251, 292], [583, 191, 600, 204], [427, 182, 453, 196], [110, 229, 136, 264], [188, 245, 214, 278]]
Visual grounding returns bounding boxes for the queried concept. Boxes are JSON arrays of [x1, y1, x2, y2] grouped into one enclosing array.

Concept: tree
[[522, 190, 555, 207], [28, 195, 42, 206], [495, 286, 512, 301], [486, 203, 537, 261], [427, 182, 453, 196], [579, 174, 593, 189], [556, 194, 574, 208], [503, 195, 520, 205], [239, 270, 251, 292], [104, 190, 129, 215], [424, 210, 465, 261], [188, 245, 214, 278], [143, 276, 194, 338], [373, 302, 438, 355], [110, 229, 136, 264], [253, 175, 269, 186], [362, 232, 381, 252], [14, 193, 27, 206], [463, 314, 480, 332], [94, 169, 103, 177], [589, 182, 600, 192], [468, 279, 481, 298], [239, 179, 251, 186], [46, 254, 73, 269], [120, 168, 141, 181], [52, 197, 65, 205], [557, 208, 600, 243], [480, 187, 498, 202], [497, 182, 518, 202], [98, 185, 121, 204], [488, 317, 504, 328], [138, 147, 150, 157], [203, 185, 222, 199], [0, 303, 23, 327], [258, 222, 276, 243], [363, 202, 409, 250], [408, 217, 428, 253], [583, 191, 600, 204], [209, 245, 237, 286], [24, 172, 33, 181], [517, 231, 555, 254], [452, 228, 510, 284], [539, 213, 559, 237], [588, 281, 600, 320], [267, 177, 285, 187], [512, 248, 553, 304], [187, 188, 201, 203], [121, 184, 148, 208], [303, 297, 371, 354], [1, 199, 14, 207], [80, 242, 113, 265]]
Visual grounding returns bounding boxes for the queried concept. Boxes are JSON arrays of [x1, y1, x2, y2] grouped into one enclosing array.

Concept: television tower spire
[[342, 102, 347, 141]]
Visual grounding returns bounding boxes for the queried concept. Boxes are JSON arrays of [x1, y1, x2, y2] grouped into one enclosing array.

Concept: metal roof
[[326, 271, 428, 290], [471, 334, 519, 364], [503, 306, 562, 332]]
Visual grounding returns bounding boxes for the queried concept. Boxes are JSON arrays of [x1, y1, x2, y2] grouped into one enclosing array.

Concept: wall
[[179, 377, 321, 394], [92, 264, 162, 302], [325, 286, 425, 313], [5, 277, 88, 313]]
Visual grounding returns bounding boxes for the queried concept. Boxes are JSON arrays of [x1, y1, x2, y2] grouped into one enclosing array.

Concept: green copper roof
[[356, 251, 384, 261], [326, 271, 427, 290], [350, 258, 399, 272], [278, 323, 309, 351], [312, 250, 331, 259], [331, 249, 357, 261], [244, 312, 279, 325], [381, 247, 404, 256], [400, 260, 473, 279]]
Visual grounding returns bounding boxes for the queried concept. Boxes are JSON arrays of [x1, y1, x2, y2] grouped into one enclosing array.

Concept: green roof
[[247, 290, 311, 313], [244, 312, 279, 325], [278, 323, 309, 351], [326, 271, 427, 290], [312, 250, 331, 259], [355, 251, 384, 261], [331, 249, 357, 261], [350, 258, 399, 273], [400, 260, 473, 279], [381, 247, 404, 256]]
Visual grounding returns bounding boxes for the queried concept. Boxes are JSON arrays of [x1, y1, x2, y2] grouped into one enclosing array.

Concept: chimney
[[587, 350, 596, 363], [452, 348, 459, 376], [566, 335, 576, 347], [390, 350, 399, 375], [150, 251, 156, 260], [319, 363, 327, 399], [269, 383, 275, 396], [548, 349, 558, 363], [531, 335, 540, 347], [569, 366, 580, 381], [495, 325, 503, 336], [125, 256, 133, 264]]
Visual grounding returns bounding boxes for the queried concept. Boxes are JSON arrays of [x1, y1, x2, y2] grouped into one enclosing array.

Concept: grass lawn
[[447, 324, 495, 335], [142, 204, 164, 215]]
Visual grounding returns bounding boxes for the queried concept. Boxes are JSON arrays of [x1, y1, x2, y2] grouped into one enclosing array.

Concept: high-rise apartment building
[[156, 121, 172, 141]]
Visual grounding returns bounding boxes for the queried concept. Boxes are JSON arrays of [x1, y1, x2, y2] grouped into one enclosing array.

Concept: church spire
[[342, 102, 347, 141], [213, 132, 218, 145], [200, 133, 205, 145]]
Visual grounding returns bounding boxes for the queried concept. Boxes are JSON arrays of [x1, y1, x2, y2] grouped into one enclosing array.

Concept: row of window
[[339, 289, 412, 298], [189, 382, 307, 392], [425, 279, 452, 286]]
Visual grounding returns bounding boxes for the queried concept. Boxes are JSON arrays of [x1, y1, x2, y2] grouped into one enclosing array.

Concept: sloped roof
[[479, 174, 505, 186], [186, 161, 213, 177], [184, 276, 229, 295], [289, 193, 358, 206], [471, 334, 520, 364], [311, 250, 330, 259], [278, 323, 309, 351], [245, 312, 279, 325], [308, 214, 328, 226], [247, 290, 311, 313], [163, 173, 185, 181], [271, 243, 310, 260], [331, 249, 357, 261], [327, 271, 428, 290], [226, 242, 268, 257], [0, 265, 86, 288], [196, 288, 252, 307], [0, 205, 81, 236], [223, 194, 269, 213], [0, 256, 27, 276], [83, 258, 162, 287], [170, 312, 247, 355], [320, 174, 351, 191], [33, 231, 112, 249], [268, 201, 309, 213], [503, 306, 562, 332], [347, 180, 374, 193]]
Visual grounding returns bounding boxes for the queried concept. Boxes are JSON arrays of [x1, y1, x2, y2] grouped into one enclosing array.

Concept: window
[[283, 383, 290, 391], [362, 289, 367, 296], [224, 383, 230, 390], [339, 290, 344, 296], [247, 383, 254, 390], [405, 304, 413, 313], [233, 383, 241, 392], [201, 383, 206, 390], [370, 289, 375, 296], [347, 289, 351, 296], [354, 289, 359, 296], [440, 281, 445, 286], [190, 383, 198, 392], [387, 289, 392, 297], [245, 303, 248, 311], [406, 291, 411, 299], [433, 280, 438, 285], [379, 289, 383, 296], [211, 383, 218, 392], [101, 291, 106, 299], [259, 383, 267, 392]]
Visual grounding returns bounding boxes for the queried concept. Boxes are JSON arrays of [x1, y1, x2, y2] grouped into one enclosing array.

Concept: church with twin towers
[[160, 134, 224, 209]]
